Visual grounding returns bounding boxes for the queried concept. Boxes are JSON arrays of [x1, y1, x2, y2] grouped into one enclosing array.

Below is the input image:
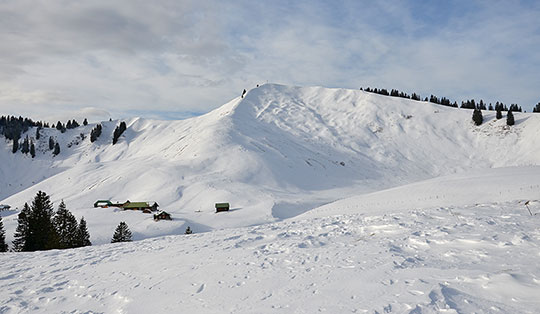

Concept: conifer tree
[[185, 226, 193, 234], [75, 217, 91, 247], [53, 200, 79, 249], [49, 136, 55, 150], [0, 215, 8, 252], [496, 108, 502, 119], [112, 122, 127, 145], [25, 191, 59, 251], [36, 127, 41, 140], [83, 118, 88, 126], [507, 110, 515, 126], [21, 136, 29, 154], [472, 109, 483, 126], [111, 222, 132, 243], [90, 124, 102, 142], [30, 141, 36, 158], [12, 137, 19, 153], [12, 203, 31, 251], [53, 142, 60, 156]]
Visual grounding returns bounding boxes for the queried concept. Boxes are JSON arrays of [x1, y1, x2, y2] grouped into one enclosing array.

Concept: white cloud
[[1, 0, 539, 120]]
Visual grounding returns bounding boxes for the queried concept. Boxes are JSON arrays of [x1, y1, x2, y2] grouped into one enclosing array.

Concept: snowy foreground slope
[[1, 198, 539, 313], [2, 84, 540, 244]]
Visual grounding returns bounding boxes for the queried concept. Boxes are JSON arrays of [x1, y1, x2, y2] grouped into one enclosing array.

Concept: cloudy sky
[[1, 0, 540, 121]]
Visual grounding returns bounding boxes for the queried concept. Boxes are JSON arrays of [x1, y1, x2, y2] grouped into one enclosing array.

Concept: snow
[[1, 200, 539, 313], [1, 83, 540, 312]]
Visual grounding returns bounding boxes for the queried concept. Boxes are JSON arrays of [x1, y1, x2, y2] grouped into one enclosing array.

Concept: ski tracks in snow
[[1, 201, 539, 313]]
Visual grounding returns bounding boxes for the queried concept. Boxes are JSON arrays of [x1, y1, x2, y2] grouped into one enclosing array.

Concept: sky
[[1, 0, 540, 122]]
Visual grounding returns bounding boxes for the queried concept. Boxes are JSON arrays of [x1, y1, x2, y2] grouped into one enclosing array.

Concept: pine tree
[[25, 191, 59, 251], [472, 109, 483, 126], [533, 103, 540, 113], [36, 127, 41, 140], [185, 226, 193, 234], [0, 215, 8, 252], [53, 142, 60, 156], [12, 203, 31, 251], [112, 122, 127, 145], [496, 108, 502, 119], [111, 222, 132, 243], [21, 136, 29, 154], [12, 137, 19, 153], [49, 136, 55, 150], [90, 124, 102, 142], [75, 217, 91, 247], [30, 141, 36, 158], [507, 110, 515, 126], [53, 200, 79, 249], [83, 118, 88, 126]]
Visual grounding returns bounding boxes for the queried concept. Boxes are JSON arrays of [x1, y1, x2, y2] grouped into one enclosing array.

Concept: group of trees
[[52, 119, 84, 134], [90, 124, 102, 142], [0, 116, 47, 142], [1, 115, 92, 157], [1, 193, 194, 252], [471, 109, 515, 126], [3, 116, 128, 159], [9, 191, 91, 252], [112, 122, 127, 145], [360, 87, 537, 113]]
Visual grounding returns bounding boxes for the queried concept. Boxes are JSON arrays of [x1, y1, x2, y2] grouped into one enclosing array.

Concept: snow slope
[[1, 199, 539, 313], [2, 84, 540, 245], [301, 166, 540, 219]]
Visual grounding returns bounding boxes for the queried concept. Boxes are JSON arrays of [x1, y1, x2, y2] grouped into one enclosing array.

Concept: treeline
[[2, 116, 128, 157], [472, 107, 515, 126], [360, 87, 535, 112], [0, 116, 47, 142]]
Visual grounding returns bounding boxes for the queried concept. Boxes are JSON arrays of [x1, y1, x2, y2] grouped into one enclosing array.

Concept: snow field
[[1, 200, 539, 313]]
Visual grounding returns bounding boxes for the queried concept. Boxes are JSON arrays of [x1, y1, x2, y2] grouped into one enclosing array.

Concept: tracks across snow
[[1, 200, 539, 313]]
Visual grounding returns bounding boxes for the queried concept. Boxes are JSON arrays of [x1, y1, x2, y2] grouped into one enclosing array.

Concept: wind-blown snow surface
[[2, 84, 540, 312], [2, 84, 540, 244], [1, 200, 540, 313]]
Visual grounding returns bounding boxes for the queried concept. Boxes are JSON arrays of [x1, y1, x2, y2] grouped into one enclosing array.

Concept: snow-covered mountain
[[2, 84, 540, 313], [2, 84, 540, 244]]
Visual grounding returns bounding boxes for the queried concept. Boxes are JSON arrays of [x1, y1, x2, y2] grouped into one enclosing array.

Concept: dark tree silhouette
[[0, 215, 8, 252], [75, 217, 91, 247], [12, 203, 31, 251], [53, 200, 79, 249], [472, 109, 483, 126], [507, 110, 515, 126], [24, 191, 59, 251], [53, 142, 60, 156], [111, 222, 132, 243]]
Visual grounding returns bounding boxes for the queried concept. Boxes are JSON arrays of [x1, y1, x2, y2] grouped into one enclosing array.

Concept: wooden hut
[[154, 211, 172, 221], [122, 201, 159, 213], [215, 203, 230, 212], [94, 200, 113, 208]]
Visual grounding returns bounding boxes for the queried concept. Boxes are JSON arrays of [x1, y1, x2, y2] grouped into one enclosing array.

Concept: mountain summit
[[2, 84, 540, 243]]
